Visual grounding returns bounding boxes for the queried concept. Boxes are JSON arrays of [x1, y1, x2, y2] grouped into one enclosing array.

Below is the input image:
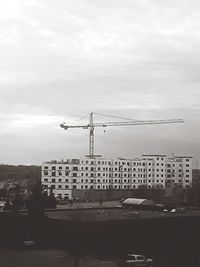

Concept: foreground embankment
[[0, 209, 200, 267]]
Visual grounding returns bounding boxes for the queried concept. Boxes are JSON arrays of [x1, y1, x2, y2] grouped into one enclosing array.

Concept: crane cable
[[93, 112, 137, 121]]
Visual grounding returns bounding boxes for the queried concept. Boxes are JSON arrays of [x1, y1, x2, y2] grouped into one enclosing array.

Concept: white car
[[117, 254, 153, 267]]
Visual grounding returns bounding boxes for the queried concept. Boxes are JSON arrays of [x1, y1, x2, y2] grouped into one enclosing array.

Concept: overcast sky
[[0, 0, 200, 165]]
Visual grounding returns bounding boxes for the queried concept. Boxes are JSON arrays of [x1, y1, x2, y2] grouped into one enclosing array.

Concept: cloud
[[0, 0, 199, 164]]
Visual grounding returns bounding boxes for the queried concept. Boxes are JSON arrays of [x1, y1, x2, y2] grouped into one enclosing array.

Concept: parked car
[[23, 235, 35, 248], [117, 254, 153, 267]]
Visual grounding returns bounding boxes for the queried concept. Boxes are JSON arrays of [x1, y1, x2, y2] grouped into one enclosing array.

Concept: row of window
[[43, 167, 191, 175], [43, 172, 174, 178], [44, 184, 165, 190], [44, 158, 190, 170], [43, 178, 166, 184]]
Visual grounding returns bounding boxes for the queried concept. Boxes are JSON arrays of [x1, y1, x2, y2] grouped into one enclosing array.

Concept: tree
[[27, 181, 57, 215], [12, 183, 23, 211], [27, 181, 45, 216]]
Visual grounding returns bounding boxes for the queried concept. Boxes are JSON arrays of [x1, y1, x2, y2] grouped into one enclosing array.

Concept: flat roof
[[142, 155, 166, 157], [168, 156, 193, 159]]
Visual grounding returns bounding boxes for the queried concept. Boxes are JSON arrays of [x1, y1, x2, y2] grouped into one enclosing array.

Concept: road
[[0, 248, 116, 267]]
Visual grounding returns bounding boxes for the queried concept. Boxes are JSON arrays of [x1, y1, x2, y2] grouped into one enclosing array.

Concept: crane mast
[[60, 112, 184, 158], [89, 112, 95, 158]]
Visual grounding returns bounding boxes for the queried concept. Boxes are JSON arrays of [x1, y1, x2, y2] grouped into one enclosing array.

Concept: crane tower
[[60, 112, 184, 158]]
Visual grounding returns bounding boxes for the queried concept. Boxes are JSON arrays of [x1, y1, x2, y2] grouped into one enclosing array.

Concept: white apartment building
[[41, 155, 192, 199]]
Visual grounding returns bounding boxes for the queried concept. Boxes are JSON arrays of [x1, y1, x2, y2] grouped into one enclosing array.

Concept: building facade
[[41, 155, 192, 199]]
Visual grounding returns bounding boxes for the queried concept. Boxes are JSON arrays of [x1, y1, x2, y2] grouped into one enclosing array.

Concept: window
[[59, 166, 62, 170], [65, 179, 69, 182], [73, 173, 77, 177], [52, 166, 56, 170], [43, 171, 48, 176], [127, 256, 136, 261], [52, 172, 56, 177], [58, 185, 62, 189], [58, 179, 62, 182], [65, 185, 69, 189], [44, 166, 48, 170], [51, 178, 55, 183], [73, 166, 78, 171], [44, 178, 48, 182], [73, 179, 77, 183], [73, 185, 77, 189]]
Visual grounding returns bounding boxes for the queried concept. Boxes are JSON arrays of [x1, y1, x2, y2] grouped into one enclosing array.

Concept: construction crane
[[60, 112, 184, 158]]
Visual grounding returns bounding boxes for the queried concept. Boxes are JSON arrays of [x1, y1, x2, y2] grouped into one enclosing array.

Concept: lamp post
[[100, 183, 103, 206]]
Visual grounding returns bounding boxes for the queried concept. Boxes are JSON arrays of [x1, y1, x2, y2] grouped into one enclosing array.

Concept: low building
[[122, 198, 154, 208], [41, 155, 192, 200]]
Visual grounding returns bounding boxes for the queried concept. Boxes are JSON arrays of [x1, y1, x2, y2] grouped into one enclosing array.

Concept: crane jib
[[60, 113, 184, 157]]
